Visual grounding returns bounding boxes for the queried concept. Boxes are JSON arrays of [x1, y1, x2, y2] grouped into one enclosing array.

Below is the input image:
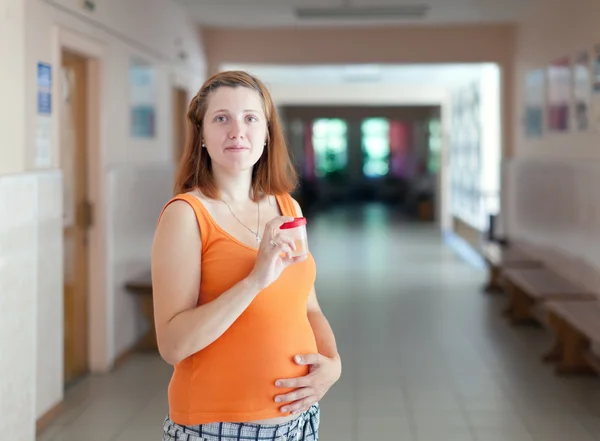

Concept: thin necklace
[[220, 197, 261, 243]]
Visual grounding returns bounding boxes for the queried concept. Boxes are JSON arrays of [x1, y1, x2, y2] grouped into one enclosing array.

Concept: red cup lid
[[280, 217, 307, 230]]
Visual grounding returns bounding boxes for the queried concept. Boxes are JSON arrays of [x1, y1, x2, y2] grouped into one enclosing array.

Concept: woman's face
[[202, 86, 268, 174]]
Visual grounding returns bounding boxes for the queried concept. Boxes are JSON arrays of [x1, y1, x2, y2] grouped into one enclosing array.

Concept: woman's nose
[[228, 120, 245, 139]]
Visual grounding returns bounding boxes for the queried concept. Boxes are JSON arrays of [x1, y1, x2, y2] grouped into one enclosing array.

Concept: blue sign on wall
[[38, 91, 52, 115], [37, 62, 52, 115]]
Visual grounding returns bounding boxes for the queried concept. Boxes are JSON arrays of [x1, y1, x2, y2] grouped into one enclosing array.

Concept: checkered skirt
[[162, 404, 320, 441]]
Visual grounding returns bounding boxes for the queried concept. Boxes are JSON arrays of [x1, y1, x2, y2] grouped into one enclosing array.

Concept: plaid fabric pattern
[[162, 404, 320, 441]]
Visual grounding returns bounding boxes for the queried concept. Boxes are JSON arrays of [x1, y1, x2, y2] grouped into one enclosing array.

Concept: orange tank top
[[158, 192, 318, 425]]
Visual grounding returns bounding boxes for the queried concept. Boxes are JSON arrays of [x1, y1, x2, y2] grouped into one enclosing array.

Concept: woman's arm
[[151, 201, 262, 365]]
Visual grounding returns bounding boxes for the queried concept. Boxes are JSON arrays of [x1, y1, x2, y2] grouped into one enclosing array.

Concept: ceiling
[[176, 0, 532, 28], [219, 63, 496, 87]]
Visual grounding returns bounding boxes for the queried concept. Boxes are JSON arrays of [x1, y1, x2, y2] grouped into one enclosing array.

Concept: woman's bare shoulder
[[153, 198, 201, 268], [157, 197, 200, 240], [162, 198, 196, 221]]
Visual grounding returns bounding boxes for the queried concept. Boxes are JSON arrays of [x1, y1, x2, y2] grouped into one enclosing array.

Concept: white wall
[[0, 170, 61, 441], [0, 0, 26, 174], [0, 173, 39, 441], [505, 158, 600, 281], [34, 171, 63, 428], [107, 163, 177, 358], [0, 0, 206, 437]]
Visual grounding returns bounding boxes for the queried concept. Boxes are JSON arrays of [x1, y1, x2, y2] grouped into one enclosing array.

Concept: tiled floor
[[38, 204, 600, 440]]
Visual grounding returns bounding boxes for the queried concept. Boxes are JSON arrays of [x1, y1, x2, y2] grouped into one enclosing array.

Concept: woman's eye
[[215, 115, 227, 123], [246, 115, 258, 123]]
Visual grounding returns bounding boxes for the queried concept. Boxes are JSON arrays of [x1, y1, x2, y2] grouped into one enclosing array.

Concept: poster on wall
[[130, 58, 157, 138], [36, 62, 53, 168], [524, 69, 545, 137], [592, 45, 600, 132], [547, 57, 571, 132], [594, 45, 600, 91], [573, 51, 591, 131]]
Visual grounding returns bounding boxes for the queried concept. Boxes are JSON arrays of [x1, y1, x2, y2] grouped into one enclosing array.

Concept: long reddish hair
[[174, 70, 297, 201]]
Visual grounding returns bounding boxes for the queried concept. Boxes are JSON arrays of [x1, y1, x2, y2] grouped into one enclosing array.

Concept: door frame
[[53, 26, 111, 374], [172, 86, 188, 165]]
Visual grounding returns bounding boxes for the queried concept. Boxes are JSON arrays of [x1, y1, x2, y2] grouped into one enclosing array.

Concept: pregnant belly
[[185, 317, 318, 417]]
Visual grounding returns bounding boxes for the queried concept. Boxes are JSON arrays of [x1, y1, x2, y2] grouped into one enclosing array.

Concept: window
[[361, 118, 390, 178], [427, 118, 442, 174], [311, 118, 348, 178], [450, 84, 483, 229]]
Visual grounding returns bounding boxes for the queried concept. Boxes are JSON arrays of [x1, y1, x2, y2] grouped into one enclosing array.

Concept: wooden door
[[173, 87, 187, 164], [61, 51, 92, 385]]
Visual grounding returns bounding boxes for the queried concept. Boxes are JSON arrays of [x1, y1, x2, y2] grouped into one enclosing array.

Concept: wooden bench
[[124, 270, 157, 351], [543, 300, 600, 375], [502, 267, 596, 325], [481, 242, 543, 293]]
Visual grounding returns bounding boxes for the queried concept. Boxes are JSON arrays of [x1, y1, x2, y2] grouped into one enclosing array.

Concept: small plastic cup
[[279, 217, 309, 257]]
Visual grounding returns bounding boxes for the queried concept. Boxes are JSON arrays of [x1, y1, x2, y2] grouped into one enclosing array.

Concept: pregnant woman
[[151, 70, 341, 441]]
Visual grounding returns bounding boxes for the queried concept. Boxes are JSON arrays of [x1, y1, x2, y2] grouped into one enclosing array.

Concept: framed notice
[[592, 45, 600, 132], [524, 69, 545, 137], [37, 62, 52, 115], [36, 62, 52, 168], [130, 58, 157, 138], [547, 57, 571, 132], [573, 51, 591, 131], [594, 45, 600, 92]]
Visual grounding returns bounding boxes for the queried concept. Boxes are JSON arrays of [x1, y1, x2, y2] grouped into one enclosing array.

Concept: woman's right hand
[[248, 216, 308, 290]]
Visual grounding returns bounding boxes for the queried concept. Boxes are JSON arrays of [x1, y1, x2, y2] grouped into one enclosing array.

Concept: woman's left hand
[[274, 354, 342, 414]]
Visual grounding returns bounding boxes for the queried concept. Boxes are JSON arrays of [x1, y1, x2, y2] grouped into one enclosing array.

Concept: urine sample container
[[279, 217, 309, 257]]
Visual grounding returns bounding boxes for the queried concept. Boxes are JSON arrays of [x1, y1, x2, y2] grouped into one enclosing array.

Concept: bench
[[501, 267, 596, 325], [480, 242, 543, 293], [124, 270, 157, 351], [543, 300, 600, 375]]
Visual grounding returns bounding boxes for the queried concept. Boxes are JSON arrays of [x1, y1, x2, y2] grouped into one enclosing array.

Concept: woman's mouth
[[225, 145, 249, 152]]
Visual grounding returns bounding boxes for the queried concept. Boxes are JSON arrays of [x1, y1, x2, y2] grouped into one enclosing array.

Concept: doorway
[[172, 87, 188, 165], [61, 50, 92, 386]]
